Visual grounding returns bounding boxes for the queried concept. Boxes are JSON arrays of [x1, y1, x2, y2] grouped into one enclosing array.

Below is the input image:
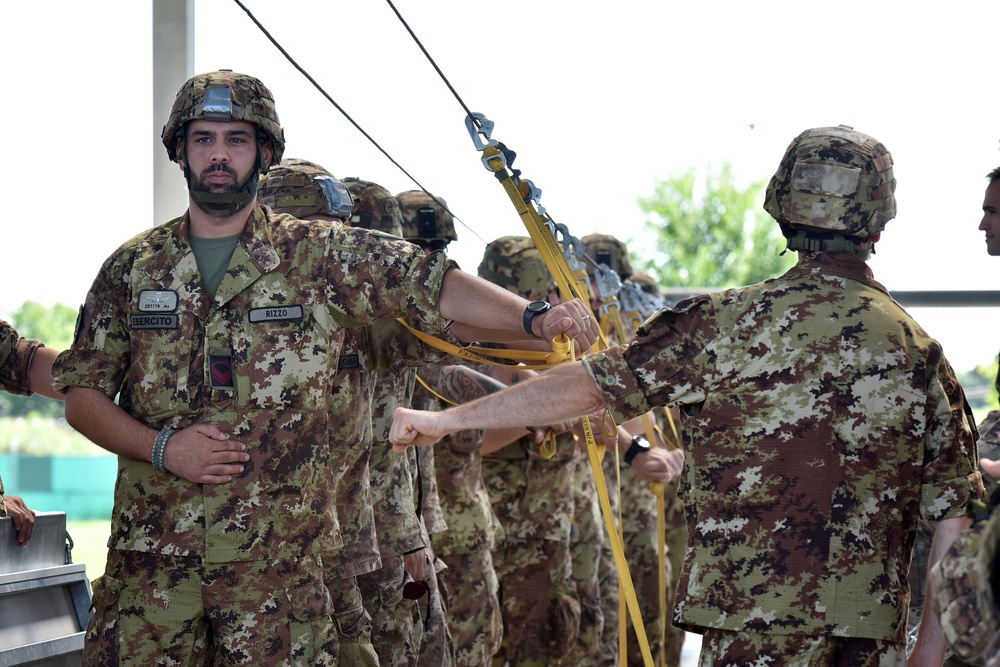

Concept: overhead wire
[[230, 0, 487, 245]]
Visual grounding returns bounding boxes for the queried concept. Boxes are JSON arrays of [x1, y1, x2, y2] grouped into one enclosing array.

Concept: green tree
[[0, 301, 77, 418], [636, 162, 794, 288]]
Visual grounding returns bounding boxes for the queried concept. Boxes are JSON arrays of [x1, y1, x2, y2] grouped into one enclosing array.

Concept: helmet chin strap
[[780, 226, 873, 260]]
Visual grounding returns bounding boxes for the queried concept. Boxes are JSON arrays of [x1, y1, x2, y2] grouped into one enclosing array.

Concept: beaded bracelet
[[152, 427, 176, 473]]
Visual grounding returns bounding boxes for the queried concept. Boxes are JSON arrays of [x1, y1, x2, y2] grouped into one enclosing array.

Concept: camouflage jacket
[[367, 321, 455, 557], [419, 362, 502, 556], [411, 366, 448, 535], [0, 319, 41, 397], [482, 430, 576, 543], [326, 326, 379, 579], [52, 205, 452, 563], [585, 251, 983, 641]]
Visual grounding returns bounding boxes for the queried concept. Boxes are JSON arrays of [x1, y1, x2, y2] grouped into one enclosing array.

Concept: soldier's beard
[[189, 164, 259, 218]]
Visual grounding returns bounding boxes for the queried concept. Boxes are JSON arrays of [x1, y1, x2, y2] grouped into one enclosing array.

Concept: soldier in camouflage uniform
[[581, 232, 671, 667], [424, 363, 507, 667], [0, 319, 58, 544], [908, 166, 1000, 646], [390, 126, 984, 666], [398, 189, 460, 667], [928, 458, 1000, 666], [624, 268, 689, 667], [51, 71, 598, 667], [258, 159, 382, 666], [477, 235, 582, 667]]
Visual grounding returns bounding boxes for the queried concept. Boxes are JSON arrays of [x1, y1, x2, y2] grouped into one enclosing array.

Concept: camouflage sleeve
[[325, 227, 455, 333], [367, 318, 457, 373], [0, 320, 42, 396], [583, 295, 717, 425], [52, 252, 133, 398], [920, 357, 984, 521]]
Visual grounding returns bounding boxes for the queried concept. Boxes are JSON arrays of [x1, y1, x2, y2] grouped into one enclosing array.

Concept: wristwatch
[[624, 434, 651, 465], [522, 300, 552, 338]]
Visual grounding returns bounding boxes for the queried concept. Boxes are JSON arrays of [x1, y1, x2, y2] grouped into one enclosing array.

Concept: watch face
[[529, 301, 550, 312]]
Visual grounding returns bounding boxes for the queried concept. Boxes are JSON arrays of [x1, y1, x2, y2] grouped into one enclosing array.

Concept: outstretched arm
[[391, 360, 606, 452], [27, 347, 63, 401], [439, 269, 598, 349]]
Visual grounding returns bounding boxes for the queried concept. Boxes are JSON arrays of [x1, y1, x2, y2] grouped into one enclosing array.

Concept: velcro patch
[[209, 348, 234, 391], [337, 354, 359, 370], [248, 305, 304, 323], [131, 314, 179, 329]]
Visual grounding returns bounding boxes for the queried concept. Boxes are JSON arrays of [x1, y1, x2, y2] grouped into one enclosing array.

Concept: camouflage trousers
[[661, 478, 687, 667], [620, 463, 666, 667], [575, 453, 622, 667], [327, 575, 379, 667], [415, 552, 457, 667], [492, 537, 580, 667], [84, 549, 338, 666], [357, 553, 420, 667], [436, 548, 503, 667], [699, 629, 907, 667], [564, 451, 606, 664]]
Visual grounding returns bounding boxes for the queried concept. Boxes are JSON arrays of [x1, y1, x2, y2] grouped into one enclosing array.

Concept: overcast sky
[[3, 1, 999, 370]]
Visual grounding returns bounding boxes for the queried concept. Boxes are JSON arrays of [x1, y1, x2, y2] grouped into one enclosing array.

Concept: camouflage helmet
[[342, 178, 403, 236], [478, 236, 556, 301], [396, 190, 457, 244], [629, 269, 662, 296], [763, 125, 896, 239], [581, 233, 634, 280], [258, 159, 353, 219], [929, 507, 1000, 663], [160, 70, 285, 172]]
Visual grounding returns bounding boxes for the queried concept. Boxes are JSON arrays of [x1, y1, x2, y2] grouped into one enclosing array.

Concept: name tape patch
[[337, 354, 360, 370], [131, 314, 179, 329], [248, 305, 304, 323]]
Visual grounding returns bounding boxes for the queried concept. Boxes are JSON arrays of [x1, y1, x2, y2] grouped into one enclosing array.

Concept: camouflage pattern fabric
[[327, 575, 379, 667], [582, 450, 623, 667], [699, 627, 906, 666], [414, 529, 457, 667], [361, 324, 456, 665], [161, 71, 285, 167], [429, 413, 504, 667], [435, 548, 503, 667], [661, 474, 688, 667], [358, 554, 420, 667], [564, 447, 606, 665], [490, 536, 579, 667], [397, 190, 457, 243], [412, 367, 449, 535], [84, 550, 337, 666], [619, 460, 667, 667], [0, 319, 41, 397], [581, 233, 634, 280], [326, 325, 380, 581], [929, 503, 1000, 665], [483, 432, 581, 665], [585, 251, 983, 641]]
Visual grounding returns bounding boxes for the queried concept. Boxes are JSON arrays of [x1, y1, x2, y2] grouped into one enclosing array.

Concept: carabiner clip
[[465, 112, 497, 151]]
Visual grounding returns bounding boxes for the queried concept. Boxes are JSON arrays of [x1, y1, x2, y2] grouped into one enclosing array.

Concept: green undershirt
[[190, 233, 242, 301]]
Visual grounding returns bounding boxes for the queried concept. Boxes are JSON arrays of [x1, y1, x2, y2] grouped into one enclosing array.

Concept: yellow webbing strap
[[414, 373, 457, 407], [642, 412, 668, 667], [470, 123, 654, 667], [395, 319, 574, 369]]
